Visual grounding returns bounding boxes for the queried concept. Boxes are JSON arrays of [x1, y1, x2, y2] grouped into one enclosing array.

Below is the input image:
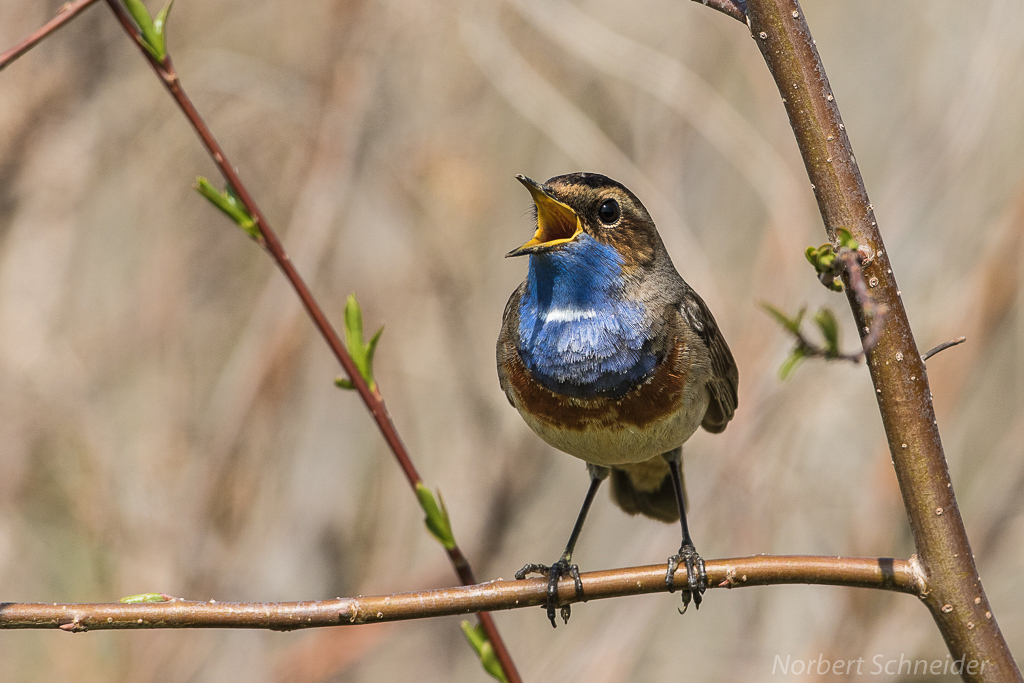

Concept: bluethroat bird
[[497, 173, 738, 627]]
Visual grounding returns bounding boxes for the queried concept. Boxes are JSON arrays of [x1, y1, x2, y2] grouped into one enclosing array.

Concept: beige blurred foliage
[[1, 0, 1023, 680]]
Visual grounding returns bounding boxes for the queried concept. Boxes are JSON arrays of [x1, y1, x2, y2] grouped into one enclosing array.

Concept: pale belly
[[515, 383, 710, 466]]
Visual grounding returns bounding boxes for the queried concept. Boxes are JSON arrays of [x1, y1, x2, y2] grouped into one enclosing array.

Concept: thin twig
[[691, 0, 747, 23], [767, 248, 888, 367], [922, 336, 966, 362], [836, 248, 888, 361], [0, 0, 101, 72], [99, 2, 519, 680], [0, 555, 923, 631], [785, 328, 875, 365]]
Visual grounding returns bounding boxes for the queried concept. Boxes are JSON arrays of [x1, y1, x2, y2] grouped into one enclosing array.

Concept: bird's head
[[507, 173, 660, 269]]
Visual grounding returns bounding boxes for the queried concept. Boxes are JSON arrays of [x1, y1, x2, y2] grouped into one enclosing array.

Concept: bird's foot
[[665, 542, 706, 614], [515, 558, 583, 627]]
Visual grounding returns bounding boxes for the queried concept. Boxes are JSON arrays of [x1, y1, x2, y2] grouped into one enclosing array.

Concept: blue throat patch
[[517, 234, 658, 398]]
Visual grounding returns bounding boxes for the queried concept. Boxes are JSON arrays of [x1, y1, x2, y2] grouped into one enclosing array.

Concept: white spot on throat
[[543, 307, 598, 322]]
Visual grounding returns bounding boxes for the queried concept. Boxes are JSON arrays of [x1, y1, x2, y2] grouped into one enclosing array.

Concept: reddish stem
[[0, 0, 102, 71], [100, 2, 520, 680]]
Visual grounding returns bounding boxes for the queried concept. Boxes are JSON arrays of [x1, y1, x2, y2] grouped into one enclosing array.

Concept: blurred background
[[1, 0, 1023, 680]]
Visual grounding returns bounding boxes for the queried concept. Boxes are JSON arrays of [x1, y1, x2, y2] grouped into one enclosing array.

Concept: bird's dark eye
[[597, 198, 620, 225]]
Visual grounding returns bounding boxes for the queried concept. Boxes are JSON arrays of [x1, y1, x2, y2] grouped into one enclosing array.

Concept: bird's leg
[[665, 456, 706, 613], [516, 467, 607, 627]]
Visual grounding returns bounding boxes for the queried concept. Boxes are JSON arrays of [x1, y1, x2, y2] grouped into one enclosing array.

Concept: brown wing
[[681, 291, 739, 434], [496, 282, 527, 407]]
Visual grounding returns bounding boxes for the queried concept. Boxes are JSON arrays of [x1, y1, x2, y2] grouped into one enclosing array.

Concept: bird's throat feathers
[[517, 235, 658, 397]]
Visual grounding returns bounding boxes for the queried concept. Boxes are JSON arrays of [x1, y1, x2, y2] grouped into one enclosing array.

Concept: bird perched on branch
[[497, 173, 738, 627]]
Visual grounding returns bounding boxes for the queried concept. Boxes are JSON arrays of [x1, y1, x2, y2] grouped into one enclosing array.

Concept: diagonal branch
[[691, 0, 747, 23], [736, 0, 1020, 680], [0, 555, 923, 631], [0, 0, 102, 71], [99, 1, 519, 680]]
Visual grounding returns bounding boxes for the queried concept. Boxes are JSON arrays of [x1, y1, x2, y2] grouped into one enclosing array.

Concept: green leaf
[[123, 0, 156, 40], [122, 0, 168, 61], [778, 347, 807, 380], [365, 325, 384, 376], [806, 242, 848, 280], [803, 245, 826, 272], [119, 593, 171, 604], [461, 621, 509, 683], [344, 294, 365, 366], [334, 377, 355, 390], [760, 302, 805, 336], [195, 177, 258, 239], [807, 240, 853, 291], [415, 482, 456, 550], [151, 0, 174, 59], [804, 246, 819, 269], [818, 250, 835, 273], [337, 295, 383, 392], [836, 227, 858, 251], [815, 308, 840, 356]]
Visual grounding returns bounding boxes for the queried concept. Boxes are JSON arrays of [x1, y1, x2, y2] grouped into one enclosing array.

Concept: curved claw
[[515, 558, 583, 627], [568, 564, 583, 596], [665, 543, 707, 614]]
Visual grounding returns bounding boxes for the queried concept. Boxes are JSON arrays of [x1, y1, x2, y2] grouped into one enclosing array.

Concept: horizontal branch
[[0, 555, 923, 631]]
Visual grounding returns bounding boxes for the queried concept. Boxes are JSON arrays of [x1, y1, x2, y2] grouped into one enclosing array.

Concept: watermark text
[[772, 653, 987, 676]]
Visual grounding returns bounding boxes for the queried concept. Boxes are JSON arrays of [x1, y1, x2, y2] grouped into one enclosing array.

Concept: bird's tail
[[609, 452, 685, 523]]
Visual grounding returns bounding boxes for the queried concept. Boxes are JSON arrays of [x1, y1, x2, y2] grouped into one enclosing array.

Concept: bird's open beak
[[506, 175, 583, 257]]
